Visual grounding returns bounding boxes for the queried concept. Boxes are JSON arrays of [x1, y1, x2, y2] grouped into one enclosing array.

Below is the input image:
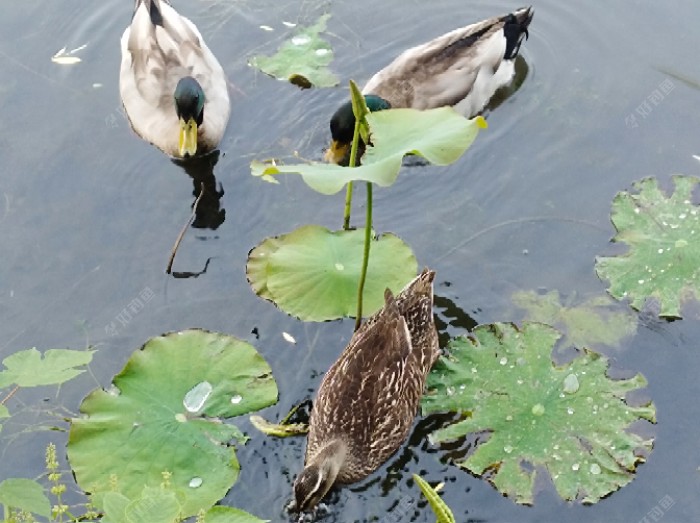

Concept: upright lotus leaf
[[249, 14, 338, 88], [422, 322, 655, 505], [0, 347, 93, 388], [596, 175, 700, 318], [251, 110, 486, 195], [247, 225, 417, 321], [512, 290, 637, 350], [349, 79, 370, 145], [0, 478, 52, 518], [68, 330, 278, 518]]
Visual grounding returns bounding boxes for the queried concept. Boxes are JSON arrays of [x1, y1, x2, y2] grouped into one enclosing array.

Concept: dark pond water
[[2, 0, 700, 521]]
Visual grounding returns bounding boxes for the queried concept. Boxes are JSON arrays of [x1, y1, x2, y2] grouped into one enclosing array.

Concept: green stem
[[343, 113, 363, 230], [354, 182, 373, 331], [343, 183, 353, 230]]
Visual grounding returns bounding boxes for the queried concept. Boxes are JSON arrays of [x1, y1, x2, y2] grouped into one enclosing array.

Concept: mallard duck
[[120, 0, 230, 158], [325, 6, 534, 164], [292, 269, 440, 512]]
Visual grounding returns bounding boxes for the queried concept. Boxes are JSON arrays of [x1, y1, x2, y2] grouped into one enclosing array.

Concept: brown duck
[[292, 269, 440, 511]]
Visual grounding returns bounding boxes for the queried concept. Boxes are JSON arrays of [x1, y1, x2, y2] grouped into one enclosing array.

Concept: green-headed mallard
[[325, 6, 534, 164], [120, 0, 230, 158], [292, 269, 440, 512]]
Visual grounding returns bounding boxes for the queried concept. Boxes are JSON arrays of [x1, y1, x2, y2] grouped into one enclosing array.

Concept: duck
[[119, 0, 230, 158], [291, 269, 440, 512], [325, 6, 534, 164]]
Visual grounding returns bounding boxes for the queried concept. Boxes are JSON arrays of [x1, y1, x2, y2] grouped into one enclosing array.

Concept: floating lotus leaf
[[0, 347, 93, 388], [249, 14, 338, 88], [251, 110, 486, 195], [247, 225, 417, 321], [68, 330, 278, 518], [204, 506, 269, 523], [0, 478, 51, 518], [512, 290, 637, 350], [596, 175, 700, 318], [100, 488, 267, 523], [422, 322, 655, 505]]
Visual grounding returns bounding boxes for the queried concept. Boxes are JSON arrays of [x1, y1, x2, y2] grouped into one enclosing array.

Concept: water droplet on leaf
[[183, 381, 213, 413], [563, 373, 580, 394]]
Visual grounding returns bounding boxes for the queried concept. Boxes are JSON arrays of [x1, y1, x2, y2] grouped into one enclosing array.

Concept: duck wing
[[123, 0, 211, 111], [309, 289, 412, 463]]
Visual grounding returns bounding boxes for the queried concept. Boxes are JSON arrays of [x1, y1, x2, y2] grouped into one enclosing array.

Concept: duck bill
[[324, 140, 350, 164], [178, 117, 198, 157]]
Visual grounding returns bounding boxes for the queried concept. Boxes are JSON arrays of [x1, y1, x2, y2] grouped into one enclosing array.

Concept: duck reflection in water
[[173, 150, 225, 231]]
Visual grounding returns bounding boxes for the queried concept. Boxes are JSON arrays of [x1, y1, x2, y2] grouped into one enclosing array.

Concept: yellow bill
[[323, 140, 350, 165], [178, 117, 198, 157]]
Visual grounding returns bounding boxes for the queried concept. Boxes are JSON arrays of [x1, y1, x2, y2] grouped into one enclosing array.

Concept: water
[[2, 0, 700, 521]]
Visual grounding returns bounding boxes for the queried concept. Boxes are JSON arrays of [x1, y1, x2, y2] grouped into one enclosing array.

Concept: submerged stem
[[354, 182, 373, 331], [343, 183, 353, 230]]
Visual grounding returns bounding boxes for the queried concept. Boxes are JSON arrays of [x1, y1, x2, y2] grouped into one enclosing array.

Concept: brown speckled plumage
[[293, 269, 439, 511]]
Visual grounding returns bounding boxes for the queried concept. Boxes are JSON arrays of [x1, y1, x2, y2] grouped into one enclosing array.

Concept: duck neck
[[310, 439, 348, 486]]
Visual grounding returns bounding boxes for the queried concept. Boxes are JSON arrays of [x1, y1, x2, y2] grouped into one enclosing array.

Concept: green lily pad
[[0, 478, 52, 518], [512, 290, 637, 351], [249, 14, 338, 88], [68, 330, 278, 518], [422, 322, 655, 505], [204, 506, 269, 523], [100, 488, 267, 523], [596, 175, 700, 318], [0, 347, 93, 388], [102, 488, 181, 523], [251, 110, 486, 195], [247, 225, 417, 321]]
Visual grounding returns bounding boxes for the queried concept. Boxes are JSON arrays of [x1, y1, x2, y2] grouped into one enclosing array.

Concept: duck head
[[325, 95, 391, 165], [175, 76, 205, 157], [291, 439, 347, 512]]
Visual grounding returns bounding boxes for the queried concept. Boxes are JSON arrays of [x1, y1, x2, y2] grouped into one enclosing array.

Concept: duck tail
[[132, 0, 170, 25], [503, 6, 534, 59], [399, 268, 435, 299]]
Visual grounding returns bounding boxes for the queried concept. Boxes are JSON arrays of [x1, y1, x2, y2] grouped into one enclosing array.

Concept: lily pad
[[249, 14, 338, 88], [0, 347, 93, 388], [422, 322, 655, 505], [102, 488, 181, 523], [251, 110, 486, 195], [100, 488, 267, 523], [204, 506, 269, 523], [247, 225, 417, 321], [0, 478, 51, 518], [596, 175, 700, 318], [512, 290, 637, 350], [68, 330, 278, 518]]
